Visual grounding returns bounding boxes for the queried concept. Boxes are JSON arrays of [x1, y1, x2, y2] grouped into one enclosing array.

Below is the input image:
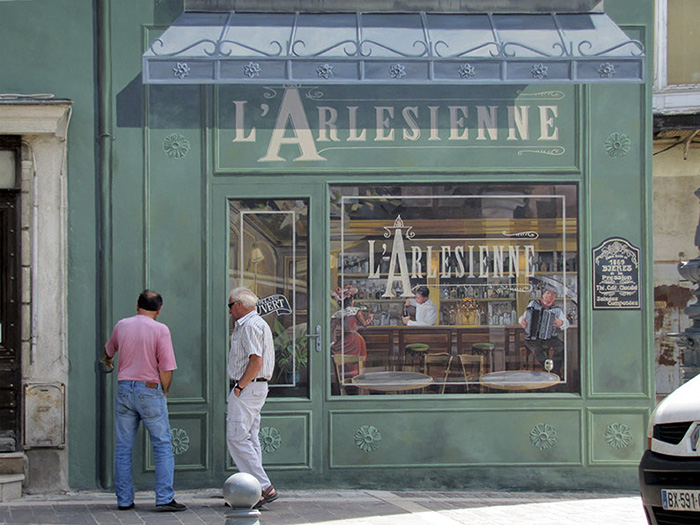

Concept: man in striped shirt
[[227, 287, 278, 508]]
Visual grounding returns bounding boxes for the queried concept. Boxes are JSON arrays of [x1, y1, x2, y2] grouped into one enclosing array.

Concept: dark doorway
[[0, 137, 21, 451]]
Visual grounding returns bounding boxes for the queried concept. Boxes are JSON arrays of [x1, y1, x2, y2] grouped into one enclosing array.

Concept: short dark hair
[[415, 286, 429, 298], [138, 289, 163, 311]]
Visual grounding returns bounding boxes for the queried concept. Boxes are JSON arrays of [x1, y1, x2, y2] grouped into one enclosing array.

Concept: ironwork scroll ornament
[[146, 12, 645, 83]]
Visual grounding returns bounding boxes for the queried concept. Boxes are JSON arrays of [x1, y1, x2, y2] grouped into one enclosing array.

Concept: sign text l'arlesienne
[[215, 85, 576, 171], [363, 216, 537, 299]]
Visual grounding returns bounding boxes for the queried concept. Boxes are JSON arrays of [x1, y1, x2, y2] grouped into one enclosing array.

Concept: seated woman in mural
[[518, 287, 569, 377], [330, 285, 373, 379]]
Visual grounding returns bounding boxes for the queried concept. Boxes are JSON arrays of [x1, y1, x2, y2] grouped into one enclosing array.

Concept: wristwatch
[[234, 381, 244, 392]]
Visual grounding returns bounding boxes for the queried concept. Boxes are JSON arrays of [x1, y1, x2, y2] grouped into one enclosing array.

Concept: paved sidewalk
[[0, 489, 648, 524]]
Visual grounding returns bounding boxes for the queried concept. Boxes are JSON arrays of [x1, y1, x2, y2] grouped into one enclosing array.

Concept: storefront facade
[[0, 0, 653, 493]]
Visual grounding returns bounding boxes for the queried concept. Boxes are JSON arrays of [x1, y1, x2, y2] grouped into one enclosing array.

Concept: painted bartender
[[402, 286, 438, 326]]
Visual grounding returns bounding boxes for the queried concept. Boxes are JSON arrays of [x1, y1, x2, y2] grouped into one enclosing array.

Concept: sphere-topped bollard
[[223, 473, 261, 525]]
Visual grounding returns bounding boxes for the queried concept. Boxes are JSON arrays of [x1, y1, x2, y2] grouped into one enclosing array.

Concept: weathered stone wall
[[652, 141, 700, 398]]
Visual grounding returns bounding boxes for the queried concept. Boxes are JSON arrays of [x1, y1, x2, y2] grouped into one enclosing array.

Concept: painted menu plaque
[[593, 237, 641, 310]]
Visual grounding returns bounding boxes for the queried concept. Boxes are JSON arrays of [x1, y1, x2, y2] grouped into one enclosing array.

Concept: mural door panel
[[211, 185, 324, 483]]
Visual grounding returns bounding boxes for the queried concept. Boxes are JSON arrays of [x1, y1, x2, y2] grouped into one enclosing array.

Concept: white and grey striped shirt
[[228, 310, 275, 381]]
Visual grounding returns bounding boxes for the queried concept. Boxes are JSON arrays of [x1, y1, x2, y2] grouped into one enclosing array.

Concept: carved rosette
[[171, 428, 190, 455], [530, 423, 557, 450], [531, 64, 549, 79], [459, 63, 476, 79], [389, 64, 406, 79], [598, 62, 616, 78], [244, 62, 261, 79], [316, 63, 334, 79], [354, 425, 382, 452], [605, 132, 631, 158], [604, 423, 632, 449], [163, 133, 190, 159], [172, 62, 191, 79], [259, 426, 282, 453]]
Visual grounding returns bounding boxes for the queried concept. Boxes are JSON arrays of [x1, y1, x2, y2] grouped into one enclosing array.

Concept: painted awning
[[142, 12, 645, 85]]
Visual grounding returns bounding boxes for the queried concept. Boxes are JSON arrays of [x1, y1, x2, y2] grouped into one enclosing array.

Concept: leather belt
[[118, 380, 160, 390], [230, 378, 268, 388]]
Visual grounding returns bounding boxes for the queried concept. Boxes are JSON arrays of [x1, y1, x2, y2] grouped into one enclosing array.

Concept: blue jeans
[[114, 380, 174, 506]]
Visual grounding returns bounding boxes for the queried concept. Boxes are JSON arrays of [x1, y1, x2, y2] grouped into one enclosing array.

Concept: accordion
[[524, 306, 557, 341]]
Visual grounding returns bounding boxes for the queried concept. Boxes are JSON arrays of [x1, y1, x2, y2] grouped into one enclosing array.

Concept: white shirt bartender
[[403, 286, 438, 326]]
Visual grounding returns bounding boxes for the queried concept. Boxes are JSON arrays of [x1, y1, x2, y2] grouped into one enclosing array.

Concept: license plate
[[662, 489, 700, 511]]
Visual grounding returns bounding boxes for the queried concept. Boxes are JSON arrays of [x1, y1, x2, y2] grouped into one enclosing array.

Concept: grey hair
[[229, 287, 259, 308]]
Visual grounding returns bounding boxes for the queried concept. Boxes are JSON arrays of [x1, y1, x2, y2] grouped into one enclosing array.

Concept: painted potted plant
[[273, 320, 308, 383]]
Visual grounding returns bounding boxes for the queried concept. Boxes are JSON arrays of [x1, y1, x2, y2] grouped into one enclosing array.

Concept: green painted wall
[[1, 0, 653, 491], [0, 0, 98, 489]]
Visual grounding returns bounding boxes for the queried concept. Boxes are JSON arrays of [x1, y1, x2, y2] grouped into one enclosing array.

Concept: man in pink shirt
[[102, 290, 186, 512]]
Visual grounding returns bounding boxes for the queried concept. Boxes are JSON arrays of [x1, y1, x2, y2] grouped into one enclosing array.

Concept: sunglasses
[[228, 300, 240, 309]]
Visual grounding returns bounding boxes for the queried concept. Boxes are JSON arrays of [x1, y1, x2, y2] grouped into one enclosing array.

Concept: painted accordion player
[[524, 305, 558, 340]]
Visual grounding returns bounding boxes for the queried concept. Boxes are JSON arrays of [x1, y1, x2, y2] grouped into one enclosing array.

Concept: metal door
[[0, 191, 20, 452]]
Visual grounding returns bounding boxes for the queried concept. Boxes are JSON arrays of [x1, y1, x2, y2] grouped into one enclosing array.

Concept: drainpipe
[[96, 0, 114, 490]]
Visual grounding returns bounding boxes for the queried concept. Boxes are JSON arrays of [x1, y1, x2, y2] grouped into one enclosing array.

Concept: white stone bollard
[[223, 472, 262, 525]]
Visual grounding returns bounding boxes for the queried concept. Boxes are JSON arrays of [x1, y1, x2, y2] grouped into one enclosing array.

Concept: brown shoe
[[254, 486, 279, 508]]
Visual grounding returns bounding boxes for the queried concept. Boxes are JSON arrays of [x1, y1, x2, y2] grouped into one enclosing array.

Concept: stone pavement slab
[[0, 489, 648, 524]]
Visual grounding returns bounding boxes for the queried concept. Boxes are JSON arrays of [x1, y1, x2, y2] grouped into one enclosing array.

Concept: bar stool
[[471, 342, 494, 374], [404, 343, 429, 372]]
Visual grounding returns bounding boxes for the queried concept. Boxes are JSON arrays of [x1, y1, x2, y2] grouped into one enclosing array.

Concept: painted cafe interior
[[126, 0, 653, 490], [232, 183, 580, 396]]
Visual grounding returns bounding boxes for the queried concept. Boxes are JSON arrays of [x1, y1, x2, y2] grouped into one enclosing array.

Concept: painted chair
[[423, 353, 453, 394], [459, 353, 485, 393], [332, 354, 365, 396]]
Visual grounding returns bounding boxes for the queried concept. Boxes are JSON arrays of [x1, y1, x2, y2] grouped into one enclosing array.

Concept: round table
[[351, 371, 434, 393], [479, 371, 560, 391]]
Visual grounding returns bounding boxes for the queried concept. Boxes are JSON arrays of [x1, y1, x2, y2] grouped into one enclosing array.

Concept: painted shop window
[[330, 183, 579, 395], [229, 199, 309, 398]]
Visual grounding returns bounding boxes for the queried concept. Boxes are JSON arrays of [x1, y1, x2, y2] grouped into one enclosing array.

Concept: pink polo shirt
[[105, 314, 177, 383]]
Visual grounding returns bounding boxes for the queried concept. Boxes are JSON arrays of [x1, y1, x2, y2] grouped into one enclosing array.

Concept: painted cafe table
[[351, 371, 434, 393], [479, 370, 561, 391]]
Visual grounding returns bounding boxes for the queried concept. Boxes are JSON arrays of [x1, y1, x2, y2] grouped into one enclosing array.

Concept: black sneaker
[[117, 503, 134, 511], [156, 499, 187, 512]]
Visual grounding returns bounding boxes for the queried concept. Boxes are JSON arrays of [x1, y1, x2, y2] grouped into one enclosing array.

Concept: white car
[[639, 373, 700, 524]]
